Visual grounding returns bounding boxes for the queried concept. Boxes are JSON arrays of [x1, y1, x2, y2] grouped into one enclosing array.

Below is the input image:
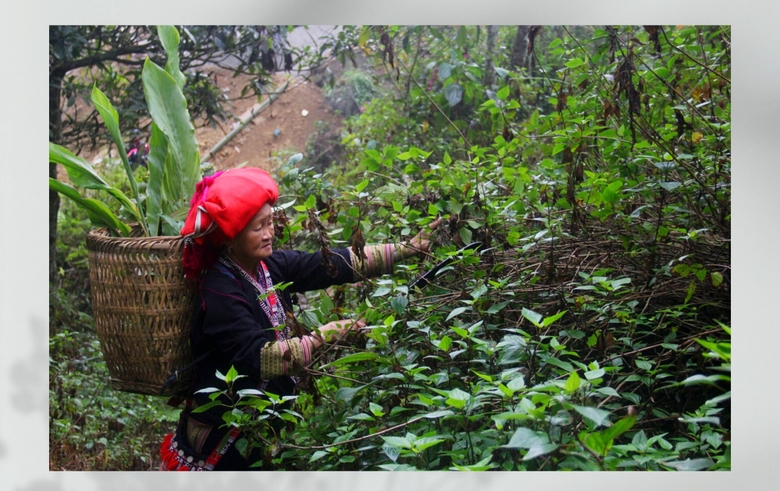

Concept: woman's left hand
[[409, 217, 442, 254]]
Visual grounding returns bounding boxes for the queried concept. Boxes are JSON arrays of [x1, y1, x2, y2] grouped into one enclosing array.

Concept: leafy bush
[[237, 25, 730, 471]]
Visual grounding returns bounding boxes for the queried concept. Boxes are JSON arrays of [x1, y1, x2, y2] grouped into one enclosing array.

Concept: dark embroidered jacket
[[189, 248, 355, 426]]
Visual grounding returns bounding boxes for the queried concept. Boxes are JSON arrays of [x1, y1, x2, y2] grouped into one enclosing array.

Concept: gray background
[[1, 0, 773, 489]]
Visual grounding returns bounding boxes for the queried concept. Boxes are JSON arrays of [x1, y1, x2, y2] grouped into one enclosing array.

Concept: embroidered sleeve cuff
[[259, 337, 313, 379], [350, 244, 408, 280]]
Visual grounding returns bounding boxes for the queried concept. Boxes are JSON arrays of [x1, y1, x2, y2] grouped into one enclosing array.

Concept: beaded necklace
[[218, 255, 288, 338]]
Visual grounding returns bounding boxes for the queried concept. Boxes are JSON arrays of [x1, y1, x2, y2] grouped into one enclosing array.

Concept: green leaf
[[580, 431, 609, 455], [459, 227, 472, 244], [142, 57, 200, 204], [373, 286, 391, 297], [49, 142, 108, 189], [335, 384, 369, 402], [90, 86, 144, 229], [382, 436, 412, 449], [503, 427, 549, 449], [451, 455, 496, 471], [543, 310, 566, 327], [497, 85, 510, 101], [438, 62, 453, 80], [145, 122, 170, 235], [437, 335, 453, 351], [49, 143, 141, 228], [190, 400, 222, 414], [48, 179, 131, 236], [572, 405, 612, 427], [355, 179, 369, 192], [697, 338, 731, 361], [446, 306, 470, 321], [631, 430, 647, 452], [663, 458, 714, 471], [444, 83, 463, 106], [565, 58, 586, 69], [507, 376, 526, 392], [323, 352, 381, 367], [446, 388, 470, 409], [602, 180, 623, 204], [523, 444, 559, 460], [564, 371, 582, 394], [601, 415, 636, 442], [685, 280, 696, 303], [659, 181, 682, 191], [711, 271, 723, 287], [487, 300, 511, 314], [382, 445, 400, 462], [584, 368, 605, 380], [420, 410, 454, 419], [287, 153, 303, 166], [521, 308, 543, 327], [391, 294, 408, 315], [551, 142, 566, 155], [414, 437, 445, 453], [548, 38, 563, 49], [225, 365, 240, 383], [368, 402, 385, 417], [157, 26, 186, 89], [635, 359, 653, 370], [310, 450, 330, 463]]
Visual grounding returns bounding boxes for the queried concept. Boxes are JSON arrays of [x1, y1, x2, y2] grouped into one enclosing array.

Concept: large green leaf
[[444, 83, 463, 106], [146, 121, 181, 236], [323, 352, 382, 367], [335, 384, 370, 402], [523, 443, 559, 461], [158, 25, 186, 90], [502, 427, 549, 449], [142, 57, 200, 203], [49, 143, 141, 225], [662, 458, 714, 471], [49, 142, 110, 189], [49, 179, 130, 236], [572, 405, 613, 427], [90, 87, 144, 234]]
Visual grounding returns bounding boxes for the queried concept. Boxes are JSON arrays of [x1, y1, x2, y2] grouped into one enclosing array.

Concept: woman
[[160, 167, 438, 471]]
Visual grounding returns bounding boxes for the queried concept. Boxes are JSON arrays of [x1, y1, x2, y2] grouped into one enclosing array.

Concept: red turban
[[180, 168, 279, 279]]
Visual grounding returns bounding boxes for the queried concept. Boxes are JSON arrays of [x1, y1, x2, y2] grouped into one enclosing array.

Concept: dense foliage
[[50, 25, 730, 471]]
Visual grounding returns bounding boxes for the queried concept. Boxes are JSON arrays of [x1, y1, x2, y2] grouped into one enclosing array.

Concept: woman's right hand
[[310, 319, 366, 348]]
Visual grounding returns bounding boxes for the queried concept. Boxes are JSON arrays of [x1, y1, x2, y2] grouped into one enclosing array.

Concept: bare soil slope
[[195, 69, 342, 172]]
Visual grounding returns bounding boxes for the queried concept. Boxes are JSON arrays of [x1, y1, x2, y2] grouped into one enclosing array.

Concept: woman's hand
[[408, 217, 442, 254], [310, 318, 366, 349]]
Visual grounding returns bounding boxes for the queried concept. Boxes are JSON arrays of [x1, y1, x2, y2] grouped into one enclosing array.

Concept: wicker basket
[[86, 227, 195, 396]]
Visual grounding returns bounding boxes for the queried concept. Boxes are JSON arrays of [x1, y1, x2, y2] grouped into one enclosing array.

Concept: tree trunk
[[510, 26, 530, 71], [483, 26, 499, 88], [49, 71, 64, 286]]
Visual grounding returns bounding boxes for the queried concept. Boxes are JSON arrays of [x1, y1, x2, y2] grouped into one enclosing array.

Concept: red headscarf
[[180, 168, 279, 280]]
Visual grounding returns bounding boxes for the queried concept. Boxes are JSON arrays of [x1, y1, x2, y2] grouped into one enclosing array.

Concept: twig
[[282, 414, 429, 450]]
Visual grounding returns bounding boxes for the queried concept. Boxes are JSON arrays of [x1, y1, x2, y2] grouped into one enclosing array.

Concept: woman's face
[[229, 203, 274, 269]]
